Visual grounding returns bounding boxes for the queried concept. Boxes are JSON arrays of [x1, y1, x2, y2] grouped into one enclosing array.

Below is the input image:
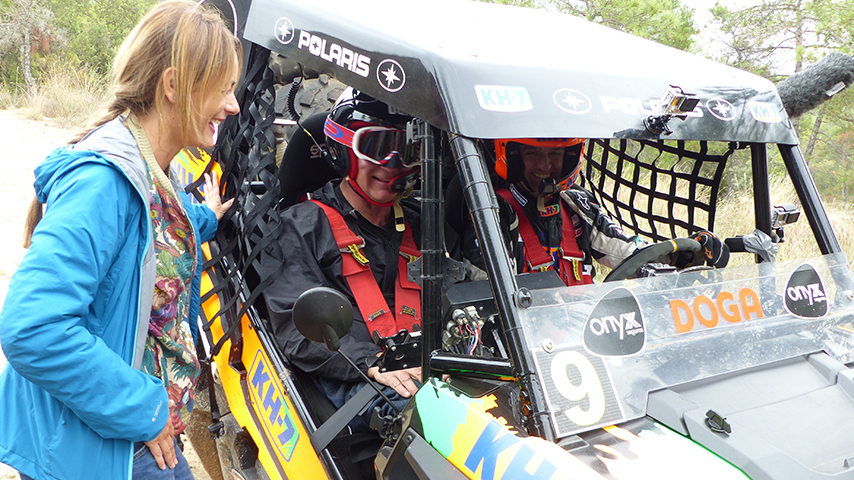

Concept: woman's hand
[[144, 421, 177, 470], [368, 366, 422, 398], [204, 171, 234, 221]]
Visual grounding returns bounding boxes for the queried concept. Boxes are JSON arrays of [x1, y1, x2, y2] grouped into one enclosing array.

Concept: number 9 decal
[[551, 350, 605, 426]]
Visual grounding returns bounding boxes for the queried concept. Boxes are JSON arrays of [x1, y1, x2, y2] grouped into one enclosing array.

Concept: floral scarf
[[128, 116, 201, 436]]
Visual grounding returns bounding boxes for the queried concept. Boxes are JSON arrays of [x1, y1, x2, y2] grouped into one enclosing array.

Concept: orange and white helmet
[[494, 138, 585, 193]]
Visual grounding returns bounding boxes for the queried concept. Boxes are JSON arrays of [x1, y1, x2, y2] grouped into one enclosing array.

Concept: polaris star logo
[[297, 31, 371, 78], [706, 98, 736, 121], [784, 264, 828, 318], [747, 101, 782, 123], [274, 17, 295, 44], [475, 85, 532, 112], [377, 59, 405, 92], [553, 89, 592, 115], [583, 287, 645, 356]]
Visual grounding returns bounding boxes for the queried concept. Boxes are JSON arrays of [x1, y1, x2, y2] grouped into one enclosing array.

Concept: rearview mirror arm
[[336, 350, 400, 416]]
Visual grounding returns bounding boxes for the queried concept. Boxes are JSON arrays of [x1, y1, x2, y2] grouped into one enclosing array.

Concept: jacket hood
[[34, 117, 148, 204]]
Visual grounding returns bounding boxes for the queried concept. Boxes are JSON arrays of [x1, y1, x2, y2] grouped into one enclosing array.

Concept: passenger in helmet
[[260, 89, 427, 432], [477, 138, 729, 285]]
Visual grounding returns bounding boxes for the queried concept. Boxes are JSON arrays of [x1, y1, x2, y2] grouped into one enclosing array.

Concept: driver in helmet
[[484, 138, 728, 284], [260, 89, 426, 432]]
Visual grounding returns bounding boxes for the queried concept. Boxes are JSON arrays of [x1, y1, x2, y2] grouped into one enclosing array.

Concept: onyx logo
[[784, 264, 828, 318], [583, 287, 645, 356]]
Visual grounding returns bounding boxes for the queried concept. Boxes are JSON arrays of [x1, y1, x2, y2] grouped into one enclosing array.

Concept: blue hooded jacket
[[0, 117, 217, 480]]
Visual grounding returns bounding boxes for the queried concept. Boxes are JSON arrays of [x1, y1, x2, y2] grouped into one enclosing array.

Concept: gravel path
[[0, 108, 211, 480]]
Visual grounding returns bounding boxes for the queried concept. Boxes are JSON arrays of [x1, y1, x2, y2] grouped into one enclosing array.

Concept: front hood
[[408, 379, 747, 479]]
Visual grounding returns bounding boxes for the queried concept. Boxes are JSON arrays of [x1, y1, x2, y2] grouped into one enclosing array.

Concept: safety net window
[[581, 139, 734, 243], [192, 43, 284, 356]]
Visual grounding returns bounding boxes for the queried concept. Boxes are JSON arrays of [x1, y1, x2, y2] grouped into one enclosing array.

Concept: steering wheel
[[604, 238, 702, 282]]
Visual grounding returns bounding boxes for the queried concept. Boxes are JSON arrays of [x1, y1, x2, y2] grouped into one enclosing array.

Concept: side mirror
[[293, 287, 353, 352]]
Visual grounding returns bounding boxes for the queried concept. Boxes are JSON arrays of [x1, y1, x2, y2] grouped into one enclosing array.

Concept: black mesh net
[[190, 44, 284, 355], [581, 139, 735, 243]]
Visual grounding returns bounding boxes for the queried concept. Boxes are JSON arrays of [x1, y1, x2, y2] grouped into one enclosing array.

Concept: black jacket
[[260, 180, 422, 382]]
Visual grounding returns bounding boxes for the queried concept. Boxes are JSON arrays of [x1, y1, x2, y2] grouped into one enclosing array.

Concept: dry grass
[[3, 66, 109, 128], [590, 145, 854, 280], [30, 67, 109, 127], [715, 175, 854, 267]]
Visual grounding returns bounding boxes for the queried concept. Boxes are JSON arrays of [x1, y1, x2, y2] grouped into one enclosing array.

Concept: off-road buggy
[[176, 0, 854, 479]]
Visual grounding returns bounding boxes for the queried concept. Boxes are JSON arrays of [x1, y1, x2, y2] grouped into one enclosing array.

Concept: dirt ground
[[0, 108, 212, 480]]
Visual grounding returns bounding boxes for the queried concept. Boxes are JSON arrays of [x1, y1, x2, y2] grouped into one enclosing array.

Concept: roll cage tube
[[448, 134, 557, 441], [421, 124, 443, 382], [779, 144, 842, 255], [751, 143, 772, 261]]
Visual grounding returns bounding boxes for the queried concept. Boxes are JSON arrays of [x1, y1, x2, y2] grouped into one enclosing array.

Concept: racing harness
[[496, 188, 592, 287], [312, 200, 422, 341]]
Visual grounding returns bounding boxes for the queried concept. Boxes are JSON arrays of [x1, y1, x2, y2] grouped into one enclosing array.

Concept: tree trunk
[[804, 104, 825, 163], [21, 29, 37, 95]]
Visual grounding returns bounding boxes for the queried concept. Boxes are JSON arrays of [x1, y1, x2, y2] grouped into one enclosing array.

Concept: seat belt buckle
[[342, 239, 369, 265], [562, 255, 585, 282], [530, 261, 552, 272]]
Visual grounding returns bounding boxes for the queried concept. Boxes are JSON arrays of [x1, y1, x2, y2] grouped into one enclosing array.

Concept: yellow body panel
[[199, 222, 327, 479]]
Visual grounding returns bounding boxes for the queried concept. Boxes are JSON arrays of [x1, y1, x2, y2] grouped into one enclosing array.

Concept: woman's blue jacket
[[0, 117, 217, 480]]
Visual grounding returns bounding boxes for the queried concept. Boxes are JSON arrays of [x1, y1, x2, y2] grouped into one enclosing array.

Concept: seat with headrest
[[276, 111, 340, 209]]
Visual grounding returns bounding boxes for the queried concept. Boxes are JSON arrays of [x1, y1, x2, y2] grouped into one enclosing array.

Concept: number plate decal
[[534, 345, 625, 437]]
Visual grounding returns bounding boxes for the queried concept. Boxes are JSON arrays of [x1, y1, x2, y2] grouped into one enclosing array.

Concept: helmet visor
[[353, 126, 421, 167], [325, 118, 421, 168]]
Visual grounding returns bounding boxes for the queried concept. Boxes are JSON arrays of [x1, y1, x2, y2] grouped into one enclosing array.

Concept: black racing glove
[[688, 230, 730, 268]]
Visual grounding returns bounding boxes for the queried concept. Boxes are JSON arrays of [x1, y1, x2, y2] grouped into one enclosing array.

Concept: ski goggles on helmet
[[324, 117, 421, 168]]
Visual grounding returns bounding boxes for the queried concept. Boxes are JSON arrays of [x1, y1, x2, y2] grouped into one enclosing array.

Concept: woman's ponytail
[[22, 195, 43, 248]]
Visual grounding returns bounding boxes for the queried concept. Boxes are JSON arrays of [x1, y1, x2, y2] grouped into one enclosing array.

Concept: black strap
[[193, 318, 224, 437], [197, 42, 286, 358], [309, 384, 379, 453]]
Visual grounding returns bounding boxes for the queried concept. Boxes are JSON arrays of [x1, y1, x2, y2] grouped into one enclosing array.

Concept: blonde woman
[[0, 1, 240, 479]]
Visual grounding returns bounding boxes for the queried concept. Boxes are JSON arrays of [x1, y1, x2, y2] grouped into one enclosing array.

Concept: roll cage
[[199, 0, 841, 447]]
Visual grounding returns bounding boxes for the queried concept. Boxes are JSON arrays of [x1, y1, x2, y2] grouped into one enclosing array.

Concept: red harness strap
[[496, 188, 591, 286], [312, 200, 421, 340]]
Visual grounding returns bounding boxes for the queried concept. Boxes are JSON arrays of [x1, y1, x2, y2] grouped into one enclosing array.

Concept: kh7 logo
[[671, 287, 764, 334], [249, 351, 300, 461], [475, 85, 533, 112]]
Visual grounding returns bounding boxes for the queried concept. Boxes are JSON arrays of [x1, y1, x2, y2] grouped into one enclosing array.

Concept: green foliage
[[43, 0, 156, 75], [476, 0, 697, 51], [476, 0, 543, 6], [549, 0, 698, 51], [797, 87, 854, 202], [709, 0, 854, 206], [709, 0, 854, 78]]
